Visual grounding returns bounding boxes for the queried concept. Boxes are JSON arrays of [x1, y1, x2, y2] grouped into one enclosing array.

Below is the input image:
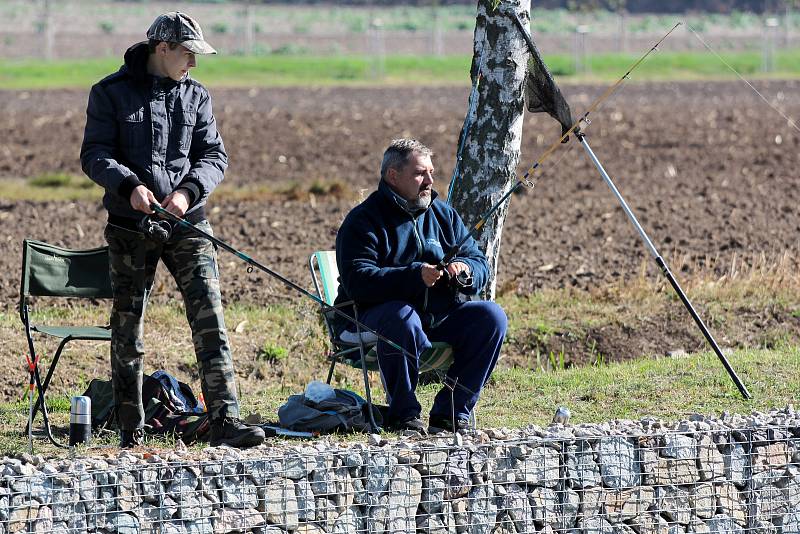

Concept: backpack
[[82, 371, 209, 443], [278, 388, 380, 434]]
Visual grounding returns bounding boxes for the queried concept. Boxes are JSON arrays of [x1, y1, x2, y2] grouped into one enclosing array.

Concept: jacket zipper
[[409, 214, 428, 312]]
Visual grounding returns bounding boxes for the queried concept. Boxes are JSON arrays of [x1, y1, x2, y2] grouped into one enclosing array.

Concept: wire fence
[[1, 0, 797, 61], [0, 418, 798, 533]]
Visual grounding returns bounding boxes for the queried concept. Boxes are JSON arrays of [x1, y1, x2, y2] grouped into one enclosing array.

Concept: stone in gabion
[[567, 440, 601, 489], [315, 497, 339, 532], [662, 434, 697, 460], [651, 458, 699, 486], [604, 486, 654, 522], [707, 514, 739, 534], [117, 470, 139, 512], [215, 508, 264, 532], [365, 452, 395, 496], [417, 512, 450, 534], [783, 512, 800, 534], [445, 449, 471, 500], [263, 478, 299, 531], [577, 517, 615, 534], [752, 519, 779, 534], [656, 485, 691, 525], [105, 511, 139, 534], [139, 467, 162, 504], [219, 476, 256, 509], [687, 519, 712, 534], [581, 486, 606, 517], [167, 468, 200, 498], [294, 524, 326, 534], [419, 448, 449, 476], [717, 481, 746, 526], [753, 484, 790, 522], [752, 443, 791, 473], [421, 476, 446, 514], [295, 479, 316, 522], [467, 483, 496, 534], [502, 485, 533, 534], [248, 459, 281, 486], [697, 435, 725, 481], [556, 488, 580, 531], [691, 482, 715, 520], [366, 498, 388, 534], [284, 455, 313, 481], [721, 442, 749, 488], [31, 504, 52, 533], [529, 486, 558, 527], [387, 465, 422, 532], [598, 437, 640, 489], [627, 511, 671, 534], [8, 502, 38, 533], [332, 507, 362, 534], [516, 446, 560, 488]]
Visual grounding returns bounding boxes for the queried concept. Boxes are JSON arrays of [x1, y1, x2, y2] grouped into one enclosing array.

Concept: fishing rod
[[150, 204, 484, 429], [150, 205, 415, 358], [576, 131, 751, 399], [436, 21, 682, 272]]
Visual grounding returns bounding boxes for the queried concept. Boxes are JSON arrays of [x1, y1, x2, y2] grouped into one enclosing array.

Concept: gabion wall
[[1, 407, 798, 534]]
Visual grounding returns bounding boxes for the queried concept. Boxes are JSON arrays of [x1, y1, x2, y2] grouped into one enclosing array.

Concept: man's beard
[[408, 191, 432, 211]]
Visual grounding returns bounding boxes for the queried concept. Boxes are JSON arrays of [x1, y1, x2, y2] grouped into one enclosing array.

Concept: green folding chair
[[19, 239, 113, 446], [309, 250, 454, 428]]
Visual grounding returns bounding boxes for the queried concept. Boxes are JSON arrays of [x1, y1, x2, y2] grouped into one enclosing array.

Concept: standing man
[[335, 138, 507, 434], [80, 12, 264, 448]]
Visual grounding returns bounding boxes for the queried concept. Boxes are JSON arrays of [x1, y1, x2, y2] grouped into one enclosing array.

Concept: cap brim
[[182, 39, 216, 55]]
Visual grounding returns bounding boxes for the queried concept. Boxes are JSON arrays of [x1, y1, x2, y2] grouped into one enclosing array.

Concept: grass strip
[[1, 346, 796, 456], [1, 50, 799, 90]]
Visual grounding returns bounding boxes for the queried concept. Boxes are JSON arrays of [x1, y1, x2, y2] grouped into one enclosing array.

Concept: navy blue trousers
[[358, 300, 507, 422]]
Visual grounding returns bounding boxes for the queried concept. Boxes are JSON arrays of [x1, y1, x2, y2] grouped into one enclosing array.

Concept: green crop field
[[1, 49, 799, 90]]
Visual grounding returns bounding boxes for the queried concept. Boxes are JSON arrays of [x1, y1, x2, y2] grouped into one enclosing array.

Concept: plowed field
[[1, 81, 799, 398]]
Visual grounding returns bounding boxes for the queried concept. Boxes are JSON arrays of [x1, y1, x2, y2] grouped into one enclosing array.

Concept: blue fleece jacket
[[335, 180, 489, 328]]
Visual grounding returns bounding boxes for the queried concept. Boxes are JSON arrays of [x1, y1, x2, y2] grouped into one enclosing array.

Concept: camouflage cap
[[146, 11, 217, 55]]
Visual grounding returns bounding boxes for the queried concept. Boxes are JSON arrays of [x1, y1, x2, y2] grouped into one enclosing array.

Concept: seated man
[[335, 138, 507, 434]]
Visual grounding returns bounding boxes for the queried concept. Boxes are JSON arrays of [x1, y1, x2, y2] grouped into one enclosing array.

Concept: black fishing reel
[[435, 267, 473, 291], [138, 216, 173, 244]]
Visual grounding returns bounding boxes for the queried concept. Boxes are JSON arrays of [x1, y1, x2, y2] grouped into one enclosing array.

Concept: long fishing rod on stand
[[576, 130, 751, 399], [437, 18, 751, 398]]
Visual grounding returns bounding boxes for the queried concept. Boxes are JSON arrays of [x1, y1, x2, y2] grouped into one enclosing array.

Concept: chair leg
[[29, 337, 70, 428], [353, 308, 380, 433], [325, 357, 337, 384], [32, 365, 67, 449]]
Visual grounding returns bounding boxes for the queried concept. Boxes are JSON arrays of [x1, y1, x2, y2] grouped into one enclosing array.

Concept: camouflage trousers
[[104, 220, 239, 431]]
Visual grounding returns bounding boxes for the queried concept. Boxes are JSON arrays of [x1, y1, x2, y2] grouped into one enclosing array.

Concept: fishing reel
[[435, 266, 473, 291], [138, 216, 173, 244]]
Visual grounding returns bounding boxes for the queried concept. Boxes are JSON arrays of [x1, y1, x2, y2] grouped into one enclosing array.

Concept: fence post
[[369, 18, 386, 80], [41, 0, 54, 61], [575, 25, 589, 74], [762, 17, 779, 72]]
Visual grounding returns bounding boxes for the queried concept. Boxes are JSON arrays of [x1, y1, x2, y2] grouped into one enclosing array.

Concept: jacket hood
[[122, 41, 151, 82], [121, 41, 185, 89]]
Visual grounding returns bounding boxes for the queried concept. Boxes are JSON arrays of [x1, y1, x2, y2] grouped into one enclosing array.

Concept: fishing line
[[685, 23, 800, 134]]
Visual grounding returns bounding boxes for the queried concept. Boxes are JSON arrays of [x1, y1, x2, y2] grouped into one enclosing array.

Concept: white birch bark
[[449, 0, 530, 300]]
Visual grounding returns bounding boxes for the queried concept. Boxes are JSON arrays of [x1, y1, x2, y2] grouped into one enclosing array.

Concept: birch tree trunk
[[449, 0, 530, 300]]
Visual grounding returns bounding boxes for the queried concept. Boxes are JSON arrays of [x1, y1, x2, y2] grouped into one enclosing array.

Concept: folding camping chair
[[309, 250, 455, 430], [19, 239, 113, 446]]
